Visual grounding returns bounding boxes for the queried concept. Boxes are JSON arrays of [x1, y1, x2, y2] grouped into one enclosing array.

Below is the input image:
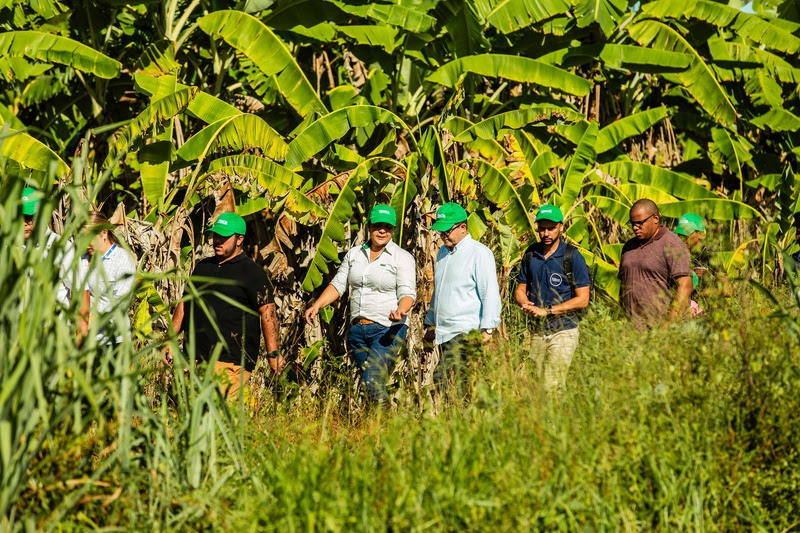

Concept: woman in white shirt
[[78, 211, 137, 345], [305, 204, 416, 404]]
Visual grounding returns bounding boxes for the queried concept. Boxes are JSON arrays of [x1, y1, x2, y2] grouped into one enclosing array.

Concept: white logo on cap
[[218, 219, 228, 225], [379, 209, 390, 214], [437, 213, 446, 219], [22, 196, 29, 201]]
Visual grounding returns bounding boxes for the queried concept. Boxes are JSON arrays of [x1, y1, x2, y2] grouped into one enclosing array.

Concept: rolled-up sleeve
[[475, 247, 502, 329], [396, 250, 417, 302], [328, 249, 352, 297]]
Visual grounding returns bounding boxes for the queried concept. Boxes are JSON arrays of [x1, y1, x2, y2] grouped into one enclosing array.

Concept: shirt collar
[[533, 238, 566, 259], [361, 239, 397, 255]]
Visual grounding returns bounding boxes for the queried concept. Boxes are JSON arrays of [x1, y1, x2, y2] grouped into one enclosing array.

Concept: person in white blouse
[[77, 211, 137, 346], [305, 204, 416, 404]]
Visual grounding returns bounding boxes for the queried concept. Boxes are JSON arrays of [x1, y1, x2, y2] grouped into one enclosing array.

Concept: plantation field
[[9, 286, 799, 531]]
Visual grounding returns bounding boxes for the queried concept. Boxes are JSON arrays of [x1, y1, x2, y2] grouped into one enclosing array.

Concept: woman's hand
[[388, 309, 407, 322], [304, 306, 319, 326]]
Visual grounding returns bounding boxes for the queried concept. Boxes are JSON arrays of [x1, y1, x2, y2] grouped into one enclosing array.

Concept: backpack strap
[[562, 242, 576, 296]]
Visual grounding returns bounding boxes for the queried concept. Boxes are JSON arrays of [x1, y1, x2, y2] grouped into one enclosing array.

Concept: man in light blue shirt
[[425, 203, 502, 388]]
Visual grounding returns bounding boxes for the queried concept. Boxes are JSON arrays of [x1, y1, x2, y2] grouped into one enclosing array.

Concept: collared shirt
[[425, 234, 502, 344], [23, 227, 75, 306], [517, 239, 591, 332], [618, 226, 691, 327], [329, 239, 416, 328]]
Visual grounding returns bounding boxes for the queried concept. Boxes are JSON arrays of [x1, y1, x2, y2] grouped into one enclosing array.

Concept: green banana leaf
[[744, 71, 783, 108], [285, 105, 412, 168], [139, 75, 177, 210], [177, 114, 289, 163], [559, 121, 598, 211], [751, 109, 800, 132], [595, 107, 668, 153], [198, 10, 327, 118], [453, 106, 583, 142], [479, 0, 571, 34], [539, 44, 692, 72], [391, 153, 419, 244], [600, 161, 717, 200], [659, 199, 763, 220], [642, 0, 800, 55], [710, 128, 753, 178], [445, 116, 506, 161], [585, 195, 630, 226], [629, 20, 736, 126], [427, 54, 593, 97], [104, 87, 197, 169], [134, 74, 240, 124], [618, 183, 678, 205], [574, 0, 627, 36], [473, 160, 536, 240], [203, 155, 304, 198], [302, 159, 375, 291], [0, 126, 69, 176], [419, 126, 451, 203], [328, 0, 436, 32], [0, 31, 121, 79]]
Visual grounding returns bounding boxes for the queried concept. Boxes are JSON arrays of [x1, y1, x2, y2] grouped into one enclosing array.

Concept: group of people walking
[[20, 185, 798, 403]]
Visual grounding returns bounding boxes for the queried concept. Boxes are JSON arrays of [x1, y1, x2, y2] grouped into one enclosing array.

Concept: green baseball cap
[[206, 212, 246, 237], [369, 204, 397, 226], [431, 202, 468, 231], [21, 187, 40, 216], [674, 213, 705, 236], [535, 203, 564, 223]]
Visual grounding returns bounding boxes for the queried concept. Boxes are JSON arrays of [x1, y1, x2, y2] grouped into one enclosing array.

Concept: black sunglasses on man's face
[[628, 213, 656, 228]]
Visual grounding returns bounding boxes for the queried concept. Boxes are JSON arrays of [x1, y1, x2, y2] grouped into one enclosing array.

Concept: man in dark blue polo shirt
[[514, 204, 591, 391]]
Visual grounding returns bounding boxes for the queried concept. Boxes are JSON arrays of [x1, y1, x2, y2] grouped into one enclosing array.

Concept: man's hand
[[162, 346, 173, 365], [388, 308, 407, 322], [304, 306, 319, 326], [269, 355, 286, 375], [531, 306, 548, 318], [481, 330, 493, 343]]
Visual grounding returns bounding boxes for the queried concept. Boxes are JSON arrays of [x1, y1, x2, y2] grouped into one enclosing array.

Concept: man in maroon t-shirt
[[618, 199, 693, 328]]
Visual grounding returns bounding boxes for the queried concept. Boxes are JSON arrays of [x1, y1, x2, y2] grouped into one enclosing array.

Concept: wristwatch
[[483, 329, 494, 335], [545, 306, 553, 315]]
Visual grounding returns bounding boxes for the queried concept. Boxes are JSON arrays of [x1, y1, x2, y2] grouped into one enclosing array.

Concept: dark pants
[[348, 323, 408, 403], [433, 332, 482, 395]]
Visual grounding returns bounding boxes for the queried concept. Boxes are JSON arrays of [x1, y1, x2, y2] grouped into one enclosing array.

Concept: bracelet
[[267, 350, 280, 359]]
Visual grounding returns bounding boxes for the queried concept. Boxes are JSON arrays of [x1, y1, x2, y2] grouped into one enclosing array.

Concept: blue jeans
[[347, 323, 408, 402]]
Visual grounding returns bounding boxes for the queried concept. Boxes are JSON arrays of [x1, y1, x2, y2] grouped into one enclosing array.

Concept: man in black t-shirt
[[170, 212, 282, 396]]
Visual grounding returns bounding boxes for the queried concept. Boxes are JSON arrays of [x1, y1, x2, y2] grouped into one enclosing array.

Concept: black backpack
[[521, 240, 592, 310]]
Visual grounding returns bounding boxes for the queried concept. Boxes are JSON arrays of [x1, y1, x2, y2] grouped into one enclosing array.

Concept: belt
[[354, 317, 376, 325]]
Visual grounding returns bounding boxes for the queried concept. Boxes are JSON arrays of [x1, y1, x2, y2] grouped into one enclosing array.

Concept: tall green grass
[[3, 177, 800, 530]]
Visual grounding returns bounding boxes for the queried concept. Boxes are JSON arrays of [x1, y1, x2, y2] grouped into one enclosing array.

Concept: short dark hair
[[630, 198, 659, 216]]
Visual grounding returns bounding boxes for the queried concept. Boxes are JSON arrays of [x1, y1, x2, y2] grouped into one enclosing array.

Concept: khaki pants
[[529, 328, 580, 391], [214, 361, 251, 398]]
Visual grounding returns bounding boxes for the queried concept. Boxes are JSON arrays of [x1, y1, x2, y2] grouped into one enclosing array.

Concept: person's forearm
[[312, 285, 340, 310], [549, 287, 590, 314], [396, 295, 414, 314], [172, 301, 184, 334], [514, 283, 531, 307], [261, 303, 280, 353], [671, 277, 692, 317]]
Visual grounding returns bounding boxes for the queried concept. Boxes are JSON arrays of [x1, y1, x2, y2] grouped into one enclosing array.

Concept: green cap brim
[[431, 217, 466, 232], [206, 226, 237, 237], [370, 215, 396, 226]]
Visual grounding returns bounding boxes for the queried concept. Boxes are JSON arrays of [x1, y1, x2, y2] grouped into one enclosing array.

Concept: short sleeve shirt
[[619, 226, 691, 326], [517, 240, 591, 332], [186, 253, 273, 370]]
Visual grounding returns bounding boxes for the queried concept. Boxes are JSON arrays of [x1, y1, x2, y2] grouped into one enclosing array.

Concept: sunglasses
[[628, 213, 656, 228]]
